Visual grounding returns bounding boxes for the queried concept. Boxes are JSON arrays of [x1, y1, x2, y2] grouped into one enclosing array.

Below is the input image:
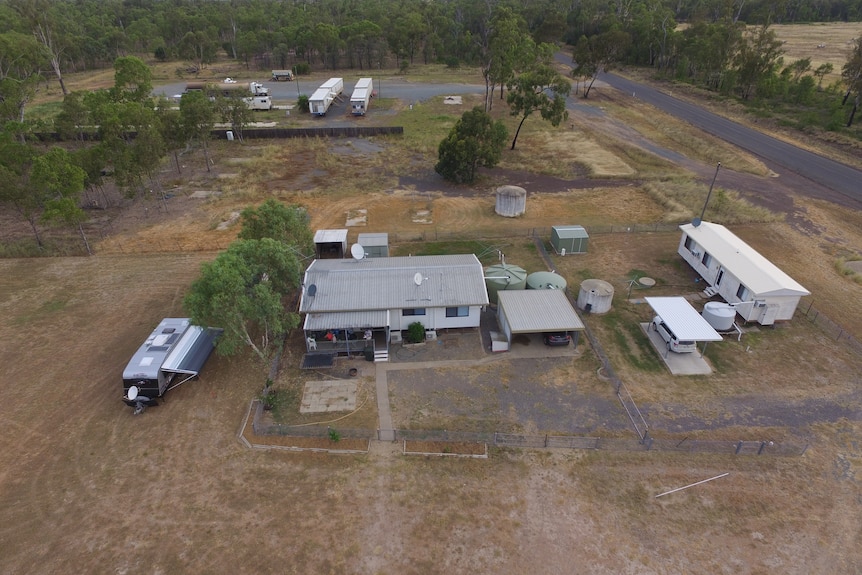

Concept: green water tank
[[484, 263, 528, 305]]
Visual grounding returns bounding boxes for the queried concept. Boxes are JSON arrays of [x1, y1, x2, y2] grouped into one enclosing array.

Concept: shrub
[[294, 62, 310, 76], [297, 94, 310, 113], [406, 321, 426, 344]]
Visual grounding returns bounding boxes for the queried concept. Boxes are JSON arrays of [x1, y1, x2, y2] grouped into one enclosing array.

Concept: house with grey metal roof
[[678, 222, 809, 325], [298, 254, 489, 362]]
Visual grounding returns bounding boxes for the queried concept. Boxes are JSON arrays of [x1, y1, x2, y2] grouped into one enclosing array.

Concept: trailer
[[184, 81, 272, 110], [122, 318, 222, 414], [350, 77, 373, 115], [308, 77, 344, 116], [271, 69, 294, 81]]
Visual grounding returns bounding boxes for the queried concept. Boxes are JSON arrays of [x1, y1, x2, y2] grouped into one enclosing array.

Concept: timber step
[[702, 285, 719, 298]]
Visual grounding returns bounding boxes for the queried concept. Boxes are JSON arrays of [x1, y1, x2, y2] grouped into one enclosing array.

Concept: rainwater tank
[[495, 185, 527, 217], [702, 301, 736, 331], [526, 271, 567, 291], [577, 279, 614, 314], [484, 263, 528, 305]]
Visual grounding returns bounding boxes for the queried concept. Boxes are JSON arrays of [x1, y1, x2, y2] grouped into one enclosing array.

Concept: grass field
[[3, 31, 862, 573]]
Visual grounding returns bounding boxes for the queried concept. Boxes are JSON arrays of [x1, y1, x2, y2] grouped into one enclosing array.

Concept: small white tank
[[703, 301, 736, 331], [577, 279, 614, 314]]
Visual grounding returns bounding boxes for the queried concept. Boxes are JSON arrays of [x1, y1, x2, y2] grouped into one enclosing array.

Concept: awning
[[304, 310, 389, 331], [161, 326, 223, 375], [645, 297, 722, 341]]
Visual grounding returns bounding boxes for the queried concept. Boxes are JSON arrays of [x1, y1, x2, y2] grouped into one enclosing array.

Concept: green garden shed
[[551, 225, 589, 255]]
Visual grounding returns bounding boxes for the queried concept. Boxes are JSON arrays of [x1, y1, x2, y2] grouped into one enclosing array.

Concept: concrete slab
[[641, 322, 713, 375], [300, 380, 357, 413]]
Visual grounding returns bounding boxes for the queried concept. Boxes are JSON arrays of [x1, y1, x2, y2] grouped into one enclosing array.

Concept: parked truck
[[350, 77, 373, 115], [308, 77, 344, 116], [271, 69, 294, 81], [184, 81, 272, 110]]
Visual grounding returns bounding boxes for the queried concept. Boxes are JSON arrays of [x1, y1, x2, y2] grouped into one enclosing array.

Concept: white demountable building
[[350, 77, 373, 115], [678, 222, 809, 325]]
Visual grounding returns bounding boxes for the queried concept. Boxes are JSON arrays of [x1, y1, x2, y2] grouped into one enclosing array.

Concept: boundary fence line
[[251, 412, 808, 456]]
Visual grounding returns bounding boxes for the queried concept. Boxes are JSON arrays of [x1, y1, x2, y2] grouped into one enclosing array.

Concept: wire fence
[[797, 298, 862, 353], [250, 409, 808, 456]]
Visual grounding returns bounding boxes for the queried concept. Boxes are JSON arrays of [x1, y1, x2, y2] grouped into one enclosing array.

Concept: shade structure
[[645, 297, 722, 341]]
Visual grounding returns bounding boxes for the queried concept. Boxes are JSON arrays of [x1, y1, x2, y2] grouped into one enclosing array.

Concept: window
[[402, 308, 426, 316], [736, 284, 750, 300], [445, 306, 469, 318], [684, 236, 694, 251], [701, 252, 712, 267]]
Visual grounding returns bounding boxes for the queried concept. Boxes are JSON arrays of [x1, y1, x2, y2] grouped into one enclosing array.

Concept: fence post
[[735, 440, 743, 454]]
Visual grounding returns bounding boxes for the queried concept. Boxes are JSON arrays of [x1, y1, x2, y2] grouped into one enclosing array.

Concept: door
[[715, 267, 725, 286]]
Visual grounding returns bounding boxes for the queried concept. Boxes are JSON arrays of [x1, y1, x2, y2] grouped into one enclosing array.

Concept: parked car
[[650, 316, 697, 353], [543, 332, 571, 346]]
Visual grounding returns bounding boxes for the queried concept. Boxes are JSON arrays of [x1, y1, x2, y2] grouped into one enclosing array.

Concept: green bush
[[294, 62, 310, 76], [406, 321, 426, 344], [297, 94, 309, 113]]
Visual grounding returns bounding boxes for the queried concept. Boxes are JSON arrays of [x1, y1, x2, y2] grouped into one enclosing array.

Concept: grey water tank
[[526, 271, 567, 291], [577, 279, 614, 314], [495, 185, 527, 217], [703, 301, 736, 331], [484, 263, 528, 305]]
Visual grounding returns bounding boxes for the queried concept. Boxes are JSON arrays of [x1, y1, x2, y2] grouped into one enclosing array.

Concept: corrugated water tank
[[495, 185, 527, 217]]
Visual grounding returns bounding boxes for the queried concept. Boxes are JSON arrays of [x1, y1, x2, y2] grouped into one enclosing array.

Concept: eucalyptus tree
[[435, 106, 508, 185], [0, 30, 47, 123], [842, 36, 862, 127], [9, 0, 70, 95], [506, 58, 571, 150], [572, 30, 632, 98], [184, 238, 304, 363], [32, 147, 91, 254]]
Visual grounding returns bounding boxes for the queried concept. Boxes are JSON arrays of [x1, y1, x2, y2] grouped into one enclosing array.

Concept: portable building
[[309, 77, 344, 116], [122, 318, 221, 413], [678, 222, 809, 325], [551, 225, 589, 255], [314, 229, 348, 259], [350, 77, 373, 115], [357, 232, 388, 257]]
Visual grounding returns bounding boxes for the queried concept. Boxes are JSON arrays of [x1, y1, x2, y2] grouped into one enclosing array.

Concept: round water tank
[[703, 301, 736, 331], [526, 271, 567, 291], [495, 185, 527, 217], [484, 263, 527, 305], [577, 279, 614, 314]]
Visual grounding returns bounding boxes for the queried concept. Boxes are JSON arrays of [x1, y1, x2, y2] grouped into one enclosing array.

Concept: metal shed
[[496, 290, 585, 347], [314, 229, 348, 259], [357, 232, 389, 258], [551, 225, 589, 255]]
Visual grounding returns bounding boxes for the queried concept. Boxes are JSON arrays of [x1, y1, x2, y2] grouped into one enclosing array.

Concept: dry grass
[[772, 23, 862, 84], [4, 57, 862, 574]]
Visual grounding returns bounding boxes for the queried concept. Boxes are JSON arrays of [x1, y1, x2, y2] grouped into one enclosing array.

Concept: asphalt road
[[597, 72, 862, 206]]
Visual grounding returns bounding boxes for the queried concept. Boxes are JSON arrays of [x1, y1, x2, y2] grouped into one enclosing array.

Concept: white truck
[[309, 77, 344, 116], [350, 77, 373, 115], [184, 81, 272, 110]]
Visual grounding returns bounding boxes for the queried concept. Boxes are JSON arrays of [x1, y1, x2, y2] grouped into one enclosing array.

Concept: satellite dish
[[308, 284, 317, 296], [128, 385, 139, 400], [692, 217, 702, 227], [350, 243, 365, 260], [413, 272, 423, 286]]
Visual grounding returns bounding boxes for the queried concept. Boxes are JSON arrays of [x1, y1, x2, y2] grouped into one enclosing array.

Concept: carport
[[496, 290, 585, 348], [645, 296, 722, 358]]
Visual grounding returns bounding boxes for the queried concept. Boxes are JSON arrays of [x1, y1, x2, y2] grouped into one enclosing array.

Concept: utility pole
[[700, 162, 721, 221]]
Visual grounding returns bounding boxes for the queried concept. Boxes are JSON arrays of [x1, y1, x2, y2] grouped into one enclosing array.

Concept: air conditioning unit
[[691, 250, 700, 258], [755, 300, 767, 307]]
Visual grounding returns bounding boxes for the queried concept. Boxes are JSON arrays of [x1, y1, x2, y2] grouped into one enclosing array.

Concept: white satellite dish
[[350, 243, 365, 260], [128, 385, 139, 400], [413, 272, 423, 286]]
